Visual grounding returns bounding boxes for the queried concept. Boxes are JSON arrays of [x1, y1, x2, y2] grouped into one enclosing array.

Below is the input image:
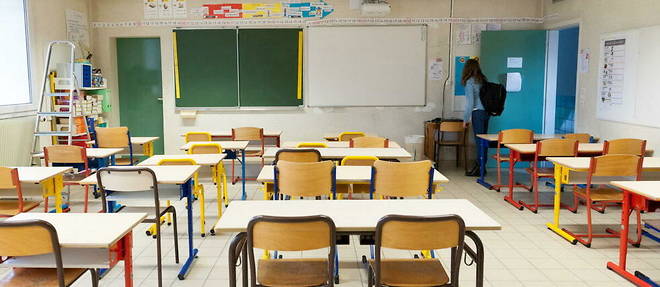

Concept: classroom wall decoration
[[144, 0, 187, 19], [202, 1, 334, 19]]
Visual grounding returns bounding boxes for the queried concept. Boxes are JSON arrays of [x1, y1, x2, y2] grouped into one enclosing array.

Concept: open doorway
[[544, 26, 580, 134]]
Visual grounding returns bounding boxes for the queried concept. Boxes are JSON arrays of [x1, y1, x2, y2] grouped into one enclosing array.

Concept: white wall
[[543, 0, 660, 153]]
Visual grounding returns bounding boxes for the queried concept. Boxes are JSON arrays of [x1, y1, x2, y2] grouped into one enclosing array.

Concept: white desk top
[[257, 165, 449, 184], [87, 136, 159, 146], [138, 154, 226, 166], [610, 181, 660, 201], [33, 148, 123, 159], [477, 133, 564, 142], [263, 148, 412, 160], [214, 199, 501, 233], [79, 165, 200, 185], [505, 143, 605, 154], [13, 167, 73, 183], [6, 213, 147, 248], [282, 141, 401, 149], [547, 157, 660, 170], [179, 141, 249, 151], [181, 130, 283, 137]]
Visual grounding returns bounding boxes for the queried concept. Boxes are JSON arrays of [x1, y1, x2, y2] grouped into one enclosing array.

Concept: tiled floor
[[1, 162, 659, 286]]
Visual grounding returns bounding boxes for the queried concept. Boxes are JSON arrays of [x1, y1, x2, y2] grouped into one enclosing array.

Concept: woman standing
[[462, 59, 489, 176]]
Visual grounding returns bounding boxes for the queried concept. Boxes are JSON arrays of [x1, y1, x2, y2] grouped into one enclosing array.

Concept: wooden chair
[[368, 215, 465, 287], [247, 215, 337, 287], [274, 160, 336, 199], [350, 137, 389, 148], [96, 167, 180, 287], [563, 154, 643, 247], [231, 127, 265, 183], [95, 127, 134, 165], [604, 138, 647, 156], [0, 219, 99, 287], [337, 156, 379, 199], [264, 149, 322, 200], [184, 132, 212, 143], [520, 139, 579, 213], [436, 121, 467, 169], [157, 159, 207, 237], [0, 167, 40, 217], [297, 142, 328, 148], [563, 133, 592, 143], [188, 143, 228, 207], [492, 129, 534, 190], [43, 145, 91, 213], [338, 132, 365, 142], [370, 160, 434, 199]]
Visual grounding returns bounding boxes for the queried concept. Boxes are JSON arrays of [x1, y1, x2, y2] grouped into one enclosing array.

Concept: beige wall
[[543, 0, 660, 154]]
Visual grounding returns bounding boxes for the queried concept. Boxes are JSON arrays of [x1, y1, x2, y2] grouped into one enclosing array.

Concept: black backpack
[[479, 82, 507, 116]]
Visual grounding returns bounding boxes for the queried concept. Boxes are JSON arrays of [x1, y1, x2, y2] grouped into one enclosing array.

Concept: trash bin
[[404, 135, 425, 161]]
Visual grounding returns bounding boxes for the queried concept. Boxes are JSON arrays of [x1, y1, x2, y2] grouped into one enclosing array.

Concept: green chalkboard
[[238, 29, 303, 107], [175, 29, 238, 107]]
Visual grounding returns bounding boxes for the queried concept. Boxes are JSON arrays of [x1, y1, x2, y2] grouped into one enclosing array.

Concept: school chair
[[0, 219, 99, 287], [0, 167, 40, 217], [349, 136, 389, 148], [296, 142, 328, 148], [184, 131, 212, 143], [368, 215, 465, 287], [246, 215, 337, 287], [263, 149, 323, 200], [231, 127, 265, 183], [95, 127, 134, 165], [188, 143, 228, 208], [604, 138, 647, 156], [337, 156, 379, 199], [43, 145, 91, 213], [492, 129, 534, 191], [435, 121, 467, 169], [274, 160, 336, 200], [519, 139, 579, 213], [338, 131, 365, 142], [563, 133, 592, 143], [370, 160, 435, 200], [157, 159, 207, 237], [96, 167, 179, 287], [563, 154, 643, 247]]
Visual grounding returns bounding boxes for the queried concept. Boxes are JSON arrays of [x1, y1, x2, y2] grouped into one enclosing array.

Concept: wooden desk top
[[214, 199, 501, 233], [257, 165, 449, 184], [138, 154, 226, 166], [79, 165, 200, 185], [282, 141, 401, 148], [179, 141, 249, 151], [181, 130, 283, 137], [6, 213, 147, 248], [610, 181, 660, 201], [13, 167, 73, 183], [33, 148, 123, 159], [263, 147, 412, 160], [547, 157, 660, 170]]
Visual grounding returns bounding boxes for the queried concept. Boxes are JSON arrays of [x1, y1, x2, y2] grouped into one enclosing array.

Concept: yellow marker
[[297, 31, 303, 100], [173, 31, 181, 99]]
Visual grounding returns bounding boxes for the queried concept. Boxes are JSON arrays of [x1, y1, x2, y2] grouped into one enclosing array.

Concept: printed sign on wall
[[203, 1, 334, 19]]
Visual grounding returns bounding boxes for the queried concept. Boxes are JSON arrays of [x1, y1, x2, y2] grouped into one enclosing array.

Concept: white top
[[282, 141, 401, 149], [13, 167, 73, 183], [610, 181, 660, 201], [263, 148, 412, 160], [179, 141, 249, 151], [79, 165, 200, 185], [6, 213, 147, 248], [547, 157, 660, 170], [138, 154, 226, 166], [257, 165, 449, 184], [214, 199, 501, 233], [33, 148, 123, 159], [505, 143, 605, 154], [181, 130, 282, 137], [477, 133, 564, 142], [323, 133, 377, 141], [86, 136, 159, 146]]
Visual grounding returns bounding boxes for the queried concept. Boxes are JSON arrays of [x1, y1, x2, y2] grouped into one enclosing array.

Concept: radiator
[[0, 116, 35, 166]]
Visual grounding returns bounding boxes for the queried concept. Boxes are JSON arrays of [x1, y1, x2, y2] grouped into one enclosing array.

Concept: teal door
[[116, 38, 164, 154], [480, 30, 548, 134]]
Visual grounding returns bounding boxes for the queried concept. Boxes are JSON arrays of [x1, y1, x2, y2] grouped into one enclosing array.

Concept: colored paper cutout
[[203, 1, 333, 19]]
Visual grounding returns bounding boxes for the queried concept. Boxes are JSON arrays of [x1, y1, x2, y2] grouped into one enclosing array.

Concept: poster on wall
[[144, 0, 158, 19], [428, 58, 444, 81], [454, 56, 478, 95], [456, 24, 472, 45], [65, 9, 90, 52], [471, 23, 487, 44], [203, 1, 334, 19], [173, 0, 187, 18], [158, 0, 174, 18], [598, 38, 626, 106]]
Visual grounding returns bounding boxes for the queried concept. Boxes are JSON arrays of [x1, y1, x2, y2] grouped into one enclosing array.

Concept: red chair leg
[[83, 185, 89, 213]]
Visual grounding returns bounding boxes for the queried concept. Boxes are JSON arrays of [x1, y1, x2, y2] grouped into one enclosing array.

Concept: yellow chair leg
[[222, 170, 229, 206], [199, 185, 206, 237], [166, 200, 172, 224], [421, 250, 432, 258]]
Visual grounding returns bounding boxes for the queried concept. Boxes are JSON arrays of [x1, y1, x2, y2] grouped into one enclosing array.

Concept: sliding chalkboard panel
[[175, 29, 238, 107], [238, 29, 303, 107]]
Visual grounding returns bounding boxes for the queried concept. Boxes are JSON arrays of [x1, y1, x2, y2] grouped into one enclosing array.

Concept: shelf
[[80, 87, 107, 91], [37, 112, 71, 117], [34, 132, 88, 137]]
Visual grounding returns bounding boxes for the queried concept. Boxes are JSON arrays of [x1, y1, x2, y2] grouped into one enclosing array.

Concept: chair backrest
[[189, 143, 223, 154], [232, 127, 264, 141], [340, 156, 379, 166], [536, 139, 579, 157], [0, 167, 19, 190], [589, 154, 642, 179], [563, 133, 591, 143], [604, 138, 646, 156], [185, 132, 212, 143], [44, 145, 87, 164], [274, 149, 322, 164], [158, 159, 197, 166], [372, 160, 433, 198], [440, 121, 464, 132], [275, 160, 334, 197], [350, 136, 389, 148], [338, 132, 365, 142], [96, 167, 158, 193], [296, 142, 328, 148], [498, 129, 534, 144], [95, 127, 130, 148]]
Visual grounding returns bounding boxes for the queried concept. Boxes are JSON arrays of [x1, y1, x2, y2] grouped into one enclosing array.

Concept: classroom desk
[[87, 136, 159, 158], [606, 181, 660, 287], [181, 130, 282, 147], [3, 212, 146, 287], [79, 165, 201, 280], [7, 167, 73, 213], [263, 147, 412, 161], [215, 199, 501, 287], [33, 147, 123, 168], [179, 141, 249, 200], [323, 133, 377, 142], [281, 141, 401, 148], [545, 157, 660, 245]]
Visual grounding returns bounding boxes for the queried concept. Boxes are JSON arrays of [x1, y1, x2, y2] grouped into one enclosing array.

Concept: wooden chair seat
[[438, 140, 462, 146], [0, 267, 87, 287], [645, 219, 660, 229], [369, 258, 449, 287], [244, 150, 264, 156], [62, 173, 89, 183], [0, 200, 40, 216], [524, 167, 554, 177], [114, 158, 136, 165], [574, 186, 623, 202], [491, 154, 510, 162], [257, 258, 329, 287]]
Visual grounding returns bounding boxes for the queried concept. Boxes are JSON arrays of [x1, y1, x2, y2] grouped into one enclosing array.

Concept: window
[[0, 0, 32, 116]]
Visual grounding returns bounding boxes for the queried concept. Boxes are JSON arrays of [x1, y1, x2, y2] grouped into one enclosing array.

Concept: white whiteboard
[[597, 26, 660, 128], [305, 25, 427, 107]]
